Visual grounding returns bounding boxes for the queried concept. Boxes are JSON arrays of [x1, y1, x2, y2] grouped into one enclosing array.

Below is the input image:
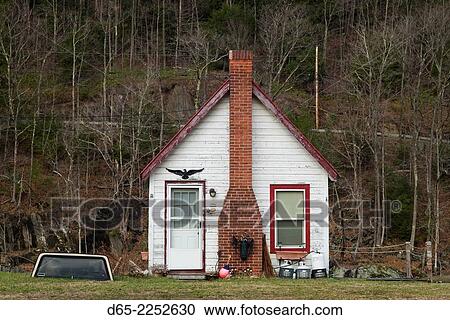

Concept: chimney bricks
[[228, 50, 253, 189], [218, 50, 263, 275]]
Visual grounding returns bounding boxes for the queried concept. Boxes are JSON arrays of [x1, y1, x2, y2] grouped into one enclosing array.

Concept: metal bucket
[[279, 265, 296, 279], [311, 268, 327, 278], [296, 263, 311, 279]]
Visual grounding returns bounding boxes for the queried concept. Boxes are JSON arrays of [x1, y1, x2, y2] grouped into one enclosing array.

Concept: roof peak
[[140, 80, 338, 181]]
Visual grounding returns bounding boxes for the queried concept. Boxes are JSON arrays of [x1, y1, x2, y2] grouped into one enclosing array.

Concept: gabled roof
[[140, 80, 338, 181]]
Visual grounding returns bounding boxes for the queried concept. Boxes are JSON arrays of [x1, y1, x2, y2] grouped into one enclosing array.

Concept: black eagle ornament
[[166, 168, 204, 180]]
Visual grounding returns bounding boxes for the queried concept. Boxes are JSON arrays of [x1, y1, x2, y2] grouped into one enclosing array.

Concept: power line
[[0, 107, 199, 121]]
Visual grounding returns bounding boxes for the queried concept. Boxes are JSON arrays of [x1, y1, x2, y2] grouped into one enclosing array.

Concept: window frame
[[270, 184, 310, 253], [170, 187, 200, 227], [167, 183, 203, 249], [31, 253, 113, 281]]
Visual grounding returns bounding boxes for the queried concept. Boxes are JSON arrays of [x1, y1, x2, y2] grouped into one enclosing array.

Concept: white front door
[[167, 185, 203, 270]]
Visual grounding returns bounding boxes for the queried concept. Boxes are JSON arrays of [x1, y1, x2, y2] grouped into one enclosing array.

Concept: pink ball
[[219, 268, 230, 279]]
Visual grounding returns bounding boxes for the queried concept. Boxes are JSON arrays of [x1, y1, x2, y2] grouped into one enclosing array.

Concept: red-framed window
[[270, 184, 310, 253]]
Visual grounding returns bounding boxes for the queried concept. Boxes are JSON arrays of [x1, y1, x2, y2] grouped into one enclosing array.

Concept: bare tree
[[259, 0, 310, 96], [54, 11, 89, 253], [180, 28, 226, 109], [397, 9, 434, 247], [421, 4, 450, 266], [0, 3, 34, 204], [331, 100, 367, 253], [322, 0, 338, 64], [347, 13, 397, 246], [130, 0, 137, 68], [175, 0, 183, 67]]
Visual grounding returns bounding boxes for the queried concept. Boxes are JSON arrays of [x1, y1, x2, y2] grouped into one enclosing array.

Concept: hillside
[[0, 0, 449, 275]]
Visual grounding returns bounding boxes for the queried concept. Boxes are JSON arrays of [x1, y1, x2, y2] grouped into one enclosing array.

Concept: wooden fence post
[[405, 242, 412, 278], [426, 241, 432, 282]]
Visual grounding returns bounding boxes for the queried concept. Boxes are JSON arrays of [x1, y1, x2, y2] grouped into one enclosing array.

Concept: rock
[[30, 214, 48, 249], [331, 264, 403, 279], [330, 266, 348, 278], [0, 265, 22, 272], [109, 232, 124, 256], [166, 85, 194, 121], [354, 264, 402, 279], [345, 269, 355, 278], [22, 223, 32, 249]]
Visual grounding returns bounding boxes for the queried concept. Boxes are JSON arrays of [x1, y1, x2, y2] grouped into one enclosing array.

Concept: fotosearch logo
[[49, 197, 401, 231], [49, 198, 148, 232]]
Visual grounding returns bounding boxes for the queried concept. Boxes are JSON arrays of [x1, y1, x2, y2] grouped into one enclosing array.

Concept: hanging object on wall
[[166, 168, 204, 180], [231, 234, 254, 261]]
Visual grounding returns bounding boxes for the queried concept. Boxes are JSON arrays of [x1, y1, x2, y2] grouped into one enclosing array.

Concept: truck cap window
[[32, 254, 113, 281]]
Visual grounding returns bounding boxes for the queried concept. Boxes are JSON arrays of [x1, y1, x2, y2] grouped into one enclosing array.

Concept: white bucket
[[310, 252, 326, 270]]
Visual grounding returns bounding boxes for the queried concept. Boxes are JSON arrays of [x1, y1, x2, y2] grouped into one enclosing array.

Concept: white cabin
[[140, 50, 337, 275]]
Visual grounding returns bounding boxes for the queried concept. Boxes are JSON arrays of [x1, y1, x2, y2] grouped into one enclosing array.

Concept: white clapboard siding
[[148, 97, 230, 272], [252, 98, 330, 270], [147, 95, 330, 273]]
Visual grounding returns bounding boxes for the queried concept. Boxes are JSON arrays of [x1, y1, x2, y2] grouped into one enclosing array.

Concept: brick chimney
[[218, 50, 263, 275]]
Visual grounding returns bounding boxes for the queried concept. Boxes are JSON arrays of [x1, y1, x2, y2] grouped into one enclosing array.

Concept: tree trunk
[[410, 132, 418, 247]]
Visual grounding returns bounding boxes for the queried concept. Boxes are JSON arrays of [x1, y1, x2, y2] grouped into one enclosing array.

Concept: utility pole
[[315, 46, 319, 129], [405, 242, 412, 278]]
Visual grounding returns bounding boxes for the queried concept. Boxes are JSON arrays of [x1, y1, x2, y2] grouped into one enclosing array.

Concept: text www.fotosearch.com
[[204, 303, 343, 316]]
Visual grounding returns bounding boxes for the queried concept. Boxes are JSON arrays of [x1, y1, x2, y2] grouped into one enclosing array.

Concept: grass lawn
[[0, 272, 449, 300]]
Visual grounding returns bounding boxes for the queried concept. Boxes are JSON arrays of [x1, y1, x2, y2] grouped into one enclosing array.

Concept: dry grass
[[0, 272, 449, 300]]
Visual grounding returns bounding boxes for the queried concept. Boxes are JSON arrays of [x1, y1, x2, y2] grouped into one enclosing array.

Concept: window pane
[[169, 187, 201, 249], [182, 204, 190, 217], [171, 219, 198, 229], [172, 191, 183, 217], [276, 220, 304, 247], [35, 256, 110, 280], [182, 191, 189, 204], [276, 191, 305, 219], [171, 205, 181, 217], [171, 189, 199, 218], [189, 192, 196, 204]]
